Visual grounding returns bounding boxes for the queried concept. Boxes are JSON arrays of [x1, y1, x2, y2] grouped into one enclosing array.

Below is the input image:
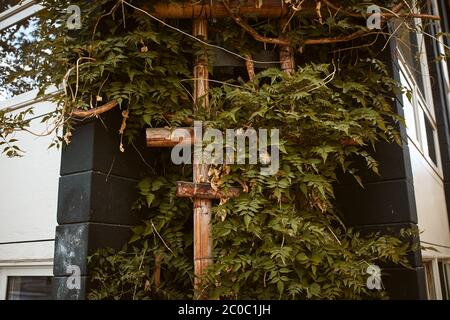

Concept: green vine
[[1, 0, 443, 299]]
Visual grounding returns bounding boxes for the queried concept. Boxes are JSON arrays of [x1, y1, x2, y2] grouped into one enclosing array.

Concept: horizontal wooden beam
[[147, 127, 360, 148], [146, 127, 194, 147], [138, 1, 440, 21], [176, 181, 241, 199], [146, 0, 294, 18]]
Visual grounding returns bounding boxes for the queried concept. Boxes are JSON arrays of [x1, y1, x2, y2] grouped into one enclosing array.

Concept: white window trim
[[441, 261, 450, 299], [0, 0, 42, 31], [0, 86, 59, 112], [0, 263, 53, 300], [414, 17, 436, 120], [398, 2, 448, 178], [431, 258, 443, 300], [398, 59, 443, 178], [394, 4, 445, 177], [0, 1, 48, 106], [423, 258, 450, 300], [398, 65, 421, 145], [396, 37, 437, 127], [429, 0, 450, 126], [423, 258, 443, 300]]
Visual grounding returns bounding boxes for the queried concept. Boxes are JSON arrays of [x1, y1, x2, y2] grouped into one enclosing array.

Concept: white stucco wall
[[0, 91, 60, 263]]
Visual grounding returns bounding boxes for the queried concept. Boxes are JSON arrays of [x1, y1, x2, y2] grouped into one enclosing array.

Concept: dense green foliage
[[3, 0, 442, 299], [88, 60, 414, 299]]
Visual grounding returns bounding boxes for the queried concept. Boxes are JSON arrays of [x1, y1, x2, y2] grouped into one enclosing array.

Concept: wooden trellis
[[145, 3, 295, 299]]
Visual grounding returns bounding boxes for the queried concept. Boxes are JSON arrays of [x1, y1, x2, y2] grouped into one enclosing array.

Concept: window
[[393, 4, 442, 172], [0, 0, 43, 101], [394, 18, 426, 97], [6, 276, 52, 300], [423, 259, 450, 300], [435, 0, 450, 83], [399, 69, 419, 142], [438, 261, 450, 300], [398, 63, 440, 168], [0, 265, 53, 300], [424, 261, 437, 299], [423, 113, 438, 165]]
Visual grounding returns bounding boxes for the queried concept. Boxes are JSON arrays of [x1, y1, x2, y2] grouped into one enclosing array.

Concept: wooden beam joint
[[146, 127, 194, 147]]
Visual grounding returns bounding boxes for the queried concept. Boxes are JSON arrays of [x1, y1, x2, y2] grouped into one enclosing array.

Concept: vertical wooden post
[[192, 17, 212, 300], [279, 18, 295, 74]]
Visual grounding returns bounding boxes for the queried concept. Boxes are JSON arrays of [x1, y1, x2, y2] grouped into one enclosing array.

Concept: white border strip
[[0, 86, 59, 112], [0, 0, 42, 31], [0, 263, 53, 300]]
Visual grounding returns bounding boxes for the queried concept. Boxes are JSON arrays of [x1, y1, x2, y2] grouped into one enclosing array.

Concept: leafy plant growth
[[1, 0, 443, 299]]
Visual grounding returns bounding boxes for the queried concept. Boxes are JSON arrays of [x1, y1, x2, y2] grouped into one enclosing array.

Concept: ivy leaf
[[146, 193, 156, 207], [296, 252, 309, 264], [309, 283, 321, 297], [277, 280, 285, 295], [244, 215, 251, 229]]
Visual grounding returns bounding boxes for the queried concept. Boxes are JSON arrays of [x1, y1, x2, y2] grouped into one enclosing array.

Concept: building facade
[[0, 0, 450, 300]]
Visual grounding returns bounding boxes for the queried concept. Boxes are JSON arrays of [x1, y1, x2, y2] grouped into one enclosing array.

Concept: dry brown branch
[[224, 1, 439, 48], [223, 2, 379, 46], [303, 29, 376, 45], [279, 17, 295, 74], [244, 53, 256, 81], [223, 2, 290, 45], [119, 108, 129, 152], [119, 109, 129, 135], [154, 255, 161, 289], [315, 0, 323, 24], [392, 2, 405, 13], [72, 100, 118, 118]]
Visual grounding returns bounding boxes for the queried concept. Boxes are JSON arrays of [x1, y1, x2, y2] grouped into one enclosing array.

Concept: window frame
[[433, 0, 450, 96], [0, 0, 59, 113], [397, 57, 442, 175], [0, 0, 42, 31], [394, 8, 443, 177], [423, 258, 443, 300], [423, 258, 450, 300], [438, 260, 450, 300], [0, 0, 43, 103], [0, 263, 53, 300], [413, 17, 436, 119]]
